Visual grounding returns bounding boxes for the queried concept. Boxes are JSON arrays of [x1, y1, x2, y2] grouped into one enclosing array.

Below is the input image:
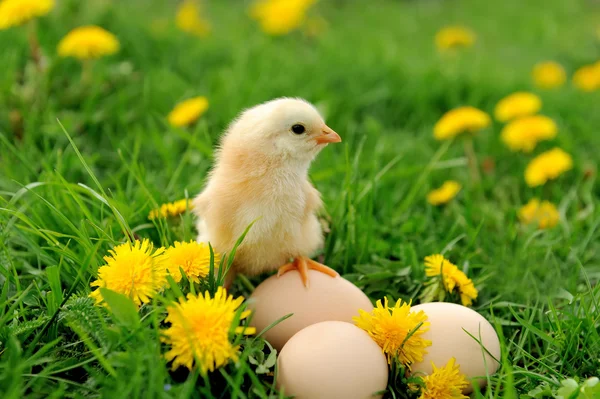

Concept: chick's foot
[[277, 257, 339, 288]]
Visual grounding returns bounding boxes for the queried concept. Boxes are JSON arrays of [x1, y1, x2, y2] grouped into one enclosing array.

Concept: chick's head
[[225, 98, 341, 163]]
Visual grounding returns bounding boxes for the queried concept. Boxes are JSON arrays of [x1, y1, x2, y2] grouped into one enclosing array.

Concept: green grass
[[1, 0, 599, 397]]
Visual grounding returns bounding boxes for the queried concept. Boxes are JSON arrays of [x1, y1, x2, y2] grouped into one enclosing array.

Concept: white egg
[[248, 269, 373, 350], [411, 302, 501, 393], [277, 321, 388, 399]]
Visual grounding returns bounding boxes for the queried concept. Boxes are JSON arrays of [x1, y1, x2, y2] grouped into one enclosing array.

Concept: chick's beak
[[314, 125, 342, 145]]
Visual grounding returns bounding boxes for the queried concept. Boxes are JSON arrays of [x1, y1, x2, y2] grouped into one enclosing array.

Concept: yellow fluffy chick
[[193, 98, 342, 287]]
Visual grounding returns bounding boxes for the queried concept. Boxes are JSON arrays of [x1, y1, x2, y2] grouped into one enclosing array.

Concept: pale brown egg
[[277, 321, 388, 399], [411, 302, 501, 393], [248, 269, 373, 351]]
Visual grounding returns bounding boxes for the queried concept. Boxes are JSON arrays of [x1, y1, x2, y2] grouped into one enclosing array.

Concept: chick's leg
[[277, 257, 310, 286], [277, 257, 339, 288]]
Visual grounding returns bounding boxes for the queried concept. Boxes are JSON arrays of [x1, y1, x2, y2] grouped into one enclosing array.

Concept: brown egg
[[248, 270, 373, 351], [410, 302, 501, 393], [277, 321, 388, 399]]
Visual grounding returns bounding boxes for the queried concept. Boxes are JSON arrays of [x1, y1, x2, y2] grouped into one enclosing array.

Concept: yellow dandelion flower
[[89, 239, 167, 307], [532, 61, 566, 89], [167, 199, 192, 216], [572, 62, 600, 92], [168, 97, 209, 127], [451, 271, 479, 307], [57, 26, 120, 60], [0, 0, 53, 30], [149, 198, 194, 220], [250, 0, 316, 36], [161, 287, 256, 372], [519, 199, 560, 229], [433, 106, 491, 140], [353, 297, 431, 366], [524, 147, 573, 187], [419, 358, 469, 399], [164, 241, 219, 283], [494, 92, 542, 123], [424, 254, 458, 291], [149, 205, 168, 220], [176, 0, 211, 38], [424, 254, 478, 307], [427, 181, 461, 206], [435, 26, 476, 51], [500, 115, 557, 153]]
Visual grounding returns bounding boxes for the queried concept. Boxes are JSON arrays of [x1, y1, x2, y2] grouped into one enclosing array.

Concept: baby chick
[[193, 98, 341, 287]]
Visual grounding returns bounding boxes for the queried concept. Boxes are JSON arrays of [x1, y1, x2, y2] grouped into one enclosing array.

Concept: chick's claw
[[277, 257, 339, 288], [306, 258, 339, 278], [276, 261, 301, 278]]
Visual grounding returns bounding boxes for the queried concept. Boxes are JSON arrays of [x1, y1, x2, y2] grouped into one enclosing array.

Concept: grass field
[[1, 0, 599, 397]]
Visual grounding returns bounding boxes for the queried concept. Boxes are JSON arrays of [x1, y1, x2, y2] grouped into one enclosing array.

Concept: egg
[[248, 269, 373, 350], [411, 302, 501, 393], [277, 321, 388, 399]]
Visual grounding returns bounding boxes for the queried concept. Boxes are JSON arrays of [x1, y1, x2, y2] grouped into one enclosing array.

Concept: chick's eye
[[291, 124, 305, 134]]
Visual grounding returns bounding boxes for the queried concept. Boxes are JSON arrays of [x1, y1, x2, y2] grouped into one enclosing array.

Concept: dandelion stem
[[81, 60, 93, 86], [543, 179, 552, 199], [27, 20, 42, 69], [463, 136, 481, 184], [237, 274, 255, 292]]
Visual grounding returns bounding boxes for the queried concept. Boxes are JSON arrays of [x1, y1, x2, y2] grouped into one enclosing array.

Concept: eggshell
[[248, 269, 373, 351], [277, 321, 388, 399], [411, 302, 501, 393]]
